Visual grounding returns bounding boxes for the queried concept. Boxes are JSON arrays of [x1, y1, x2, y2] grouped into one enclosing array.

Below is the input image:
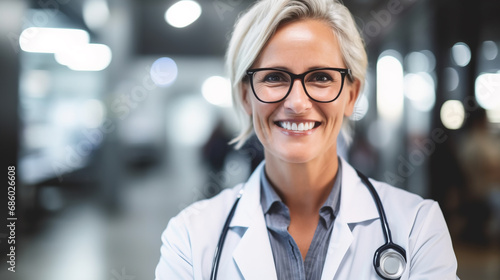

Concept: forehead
[[254, 19, 345, 69]]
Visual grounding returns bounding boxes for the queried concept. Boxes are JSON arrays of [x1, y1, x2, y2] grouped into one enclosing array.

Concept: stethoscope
[[210, 169, 407, 280]]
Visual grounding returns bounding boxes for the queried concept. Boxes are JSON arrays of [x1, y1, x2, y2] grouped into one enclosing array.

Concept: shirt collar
[[259, 158, 342, 227]]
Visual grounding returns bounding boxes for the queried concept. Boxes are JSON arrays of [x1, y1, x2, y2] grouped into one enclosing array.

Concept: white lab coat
[[155, 158, 459, 279]]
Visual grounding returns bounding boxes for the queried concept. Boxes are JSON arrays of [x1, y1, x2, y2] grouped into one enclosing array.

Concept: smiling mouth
[[275, 121, 321, 132]]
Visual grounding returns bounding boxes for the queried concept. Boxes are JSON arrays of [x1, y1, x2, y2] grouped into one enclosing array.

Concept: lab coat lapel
[[230, 162, 278, 280], [320, 217, 353, 280], [321, 158, 379, 280]]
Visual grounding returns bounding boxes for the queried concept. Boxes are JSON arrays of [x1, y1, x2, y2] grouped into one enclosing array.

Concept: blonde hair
[[226, 0, 368, 149]]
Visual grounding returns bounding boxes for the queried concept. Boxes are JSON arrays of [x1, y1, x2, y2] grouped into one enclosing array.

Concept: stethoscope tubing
[[355, 170, 393, 244], [210, 189, 243, 280]]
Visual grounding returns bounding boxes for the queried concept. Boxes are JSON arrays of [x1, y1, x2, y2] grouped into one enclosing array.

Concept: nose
[[283, 78, 312, 113]]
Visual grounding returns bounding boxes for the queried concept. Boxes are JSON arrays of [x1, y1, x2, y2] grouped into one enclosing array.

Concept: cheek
[[250, 99, 276, 119], [330, 96, 351, 118], [250, 102, 280, 141], [322, 103, 347, 135], [323, 102, 346, 120]]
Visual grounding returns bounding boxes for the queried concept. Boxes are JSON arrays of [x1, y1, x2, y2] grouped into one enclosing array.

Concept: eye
[[260, 71, 289, 83], [308, 72, 334, 83]]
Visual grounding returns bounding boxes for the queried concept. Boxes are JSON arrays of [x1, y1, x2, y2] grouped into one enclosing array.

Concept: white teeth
[[279, 121, 316, 131]]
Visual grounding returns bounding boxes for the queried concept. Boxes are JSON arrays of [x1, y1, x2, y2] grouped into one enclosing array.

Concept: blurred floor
[[2, 146, 499, 280], [1, 144, 209, 280]]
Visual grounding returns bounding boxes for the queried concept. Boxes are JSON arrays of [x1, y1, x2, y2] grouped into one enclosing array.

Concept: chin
[[272, 146, 321, 164]]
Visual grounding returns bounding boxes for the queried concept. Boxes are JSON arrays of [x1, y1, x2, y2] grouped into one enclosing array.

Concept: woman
[[155, 0, 459, 279]]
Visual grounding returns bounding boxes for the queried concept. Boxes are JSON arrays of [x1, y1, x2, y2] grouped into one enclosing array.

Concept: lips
[[275, 121, 320, 132]]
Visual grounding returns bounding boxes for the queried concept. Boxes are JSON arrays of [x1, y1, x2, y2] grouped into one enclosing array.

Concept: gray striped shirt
[[260, 160, 342, 280]]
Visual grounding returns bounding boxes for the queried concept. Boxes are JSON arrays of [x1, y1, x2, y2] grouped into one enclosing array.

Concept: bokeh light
[[481, 40, 498, 61], [404, 72, 435, 112], [201, 76, 232, 107], [475, 73, 500, 110], [150, 57, 178, 87], [377, 51, 404, 122], [451, 42, 471, 67], [166, 96, 214, 146], [165, 0, 202, 28], [440, 100, 465, 130], [83, 0, 110, 30], [55, 43, 112, 71], [19, 27, 89, 53], [405, 51, 429, 73], [444, 67, 460, 92]]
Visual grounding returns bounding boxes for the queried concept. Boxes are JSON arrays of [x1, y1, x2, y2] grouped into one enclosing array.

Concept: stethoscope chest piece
[[374, 243, 407, 280]]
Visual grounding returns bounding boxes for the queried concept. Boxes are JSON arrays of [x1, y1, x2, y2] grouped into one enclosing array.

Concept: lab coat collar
[[338, 157, 379, 224], [229, 161, 265, 228], [231, 158, 379, 225]]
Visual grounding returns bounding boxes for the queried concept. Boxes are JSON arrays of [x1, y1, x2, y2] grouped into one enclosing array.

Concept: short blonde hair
[[226, 0, 367, 149]]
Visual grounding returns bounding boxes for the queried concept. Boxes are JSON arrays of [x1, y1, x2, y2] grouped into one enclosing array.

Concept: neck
[[264, 153, 339, 214]]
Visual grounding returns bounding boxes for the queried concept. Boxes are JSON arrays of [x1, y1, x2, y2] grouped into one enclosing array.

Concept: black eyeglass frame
[[245, 67, 353, 103]]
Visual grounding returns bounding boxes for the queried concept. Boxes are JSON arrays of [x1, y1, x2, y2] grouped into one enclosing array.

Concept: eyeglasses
[[246, 67, 353, 103]]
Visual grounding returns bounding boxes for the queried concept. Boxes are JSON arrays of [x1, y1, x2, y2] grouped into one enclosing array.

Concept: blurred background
[[0, 0, 499, 279]]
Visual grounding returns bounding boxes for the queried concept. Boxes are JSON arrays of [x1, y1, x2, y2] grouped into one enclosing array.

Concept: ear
[[240, 82, 253, 116], [343, 78, 361, 117]]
